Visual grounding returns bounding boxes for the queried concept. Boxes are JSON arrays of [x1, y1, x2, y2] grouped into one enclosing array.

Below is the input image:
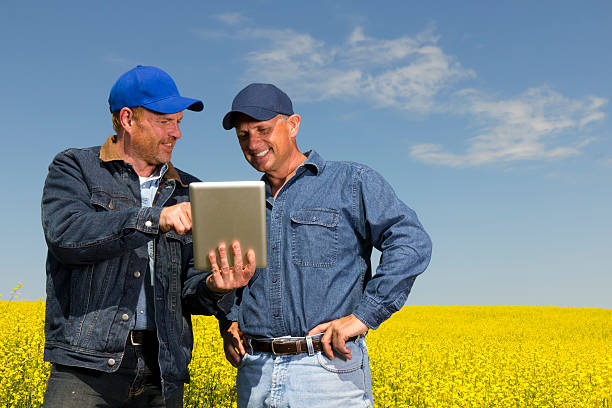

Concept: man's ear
[[287, 114, 301, 138], [119, 107, 135, 132]]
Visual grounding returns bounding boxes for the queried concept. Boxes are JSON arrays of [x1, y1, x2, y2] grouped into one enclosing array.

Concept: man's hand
[[307, 314, 368, 360], [159, 202, 192, 235], [221, 321, 246, 368], [206, 241, 256, 294]]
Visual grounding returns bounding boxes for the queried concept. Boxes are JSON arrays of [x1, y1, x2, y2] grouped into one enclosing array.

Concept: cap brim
[[144, 96, 204, 114], [222, 107, 280, 130]]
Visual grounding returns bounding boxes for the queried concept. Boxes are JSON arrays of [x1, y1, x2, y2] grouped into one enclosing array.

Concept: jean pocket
[[316, 341, 363, 373], [290, 208, 339, 268], [237, 352, 251, 369]]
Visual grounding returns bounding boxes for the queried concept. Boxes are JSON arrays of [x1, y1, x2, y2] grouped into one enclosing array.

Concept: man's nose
[[247, 134, 263, 150], [169, 122, 181, 139]]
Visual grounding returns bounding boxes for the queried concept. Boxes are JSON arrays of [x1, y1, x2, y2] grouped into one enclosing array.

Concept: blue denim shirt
[[229, 151, 432, 338], [134, 164, 168, 330], [41, 136, 225, 396]]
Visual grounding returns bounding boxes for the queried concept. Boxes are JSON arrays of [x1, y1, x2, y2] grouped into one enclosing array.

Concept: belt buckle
[[130, 331, 143, 346], [271, 338, 285, 355]]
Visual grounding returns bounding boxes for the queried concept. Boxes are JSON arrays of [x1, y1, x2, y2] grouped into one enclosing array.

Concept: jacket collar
[[100, 135, 186, 187]]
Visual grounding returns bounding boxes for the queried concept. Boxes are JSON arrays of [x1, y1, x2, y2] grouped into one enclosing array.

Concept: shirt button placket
[[269, 201, 284, 334]]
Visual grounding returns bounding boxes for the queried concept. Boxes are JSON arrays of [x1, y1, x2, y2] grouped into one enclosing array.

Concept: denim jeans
[[42, 336, 183, 408], [236, 337, 373, 408]]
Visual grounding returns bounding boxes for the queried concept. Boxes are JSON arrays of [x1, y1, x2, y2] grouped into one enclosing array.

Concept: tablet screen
[[189, 181, 267, 270]]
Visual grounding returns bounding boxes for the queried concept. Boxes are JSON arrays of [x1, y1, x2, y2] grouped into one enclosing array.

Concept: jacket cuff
[[352, 296, 394, 330], [199, 275, 226, 302], [135, 207, 163, 234]]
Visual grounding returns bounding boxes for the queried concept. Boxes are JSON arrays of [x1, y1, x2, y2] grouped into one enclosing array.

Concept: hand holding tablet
[[206, 241, 256, 293]]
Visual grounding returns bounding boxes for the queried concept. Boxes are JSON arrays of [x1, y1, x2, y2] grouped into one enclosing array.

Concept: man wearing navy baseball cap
[[41, 66, 255, 407], [219, 83, 432, 407]]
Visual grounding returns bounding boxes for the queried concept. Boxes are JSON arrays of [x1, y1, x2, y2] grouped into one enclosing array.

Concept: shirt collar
[[139, 163, 168, 185], [301, 150, 325, 175], [99, 135, 186, 187], [260, 150, 325, 189]]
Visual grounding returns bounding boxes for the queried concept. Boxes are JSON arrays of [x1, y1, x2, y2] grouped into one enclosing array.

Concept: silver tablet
[[189, 181, 267, 270]]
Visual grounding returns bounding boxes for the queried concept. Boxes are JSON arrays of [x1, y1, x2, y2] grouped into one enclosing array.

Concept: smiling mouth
[[254, 149, 269, 157]]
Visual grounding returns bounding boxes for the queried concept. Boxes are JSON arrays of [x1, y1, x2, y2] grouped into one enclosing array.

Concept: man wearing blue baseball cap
[[41, 66, 255, 407], [220, 83, 432, 407]]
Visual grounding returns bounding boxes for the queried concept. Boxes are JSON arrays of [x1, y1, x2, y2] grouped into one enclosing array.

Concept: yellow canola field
[[0, 301, 610, 407]]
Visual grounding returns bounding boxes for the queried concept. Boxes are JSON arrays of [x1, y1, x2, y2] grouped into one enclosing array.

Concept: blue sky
[[1, 1, 610, 307]]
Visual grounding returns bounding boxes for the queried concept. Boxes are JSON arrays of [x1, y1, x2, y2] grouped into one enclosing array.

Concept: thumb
[[307, 322, 331, 337]]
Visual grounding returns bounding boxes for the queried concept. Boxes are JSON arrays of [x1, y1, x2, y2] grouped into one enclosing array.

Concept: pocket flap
[[290, 209, 339, 228], [90, 189, 135, 210]]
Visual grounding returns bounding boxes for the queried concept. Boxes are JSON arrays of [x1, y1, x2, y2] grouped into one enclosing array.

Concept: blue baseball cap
[[109, 65, 203, 114], [222, 83, 293, 130]]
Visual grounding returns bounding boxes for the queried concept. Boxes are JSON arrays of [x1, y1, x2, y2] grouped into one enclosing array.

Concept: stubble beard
[[134, 139, 171, 167]]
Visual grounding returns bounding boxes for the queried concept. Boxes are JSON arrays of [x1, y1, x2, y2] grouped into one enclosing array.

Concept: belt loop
[[305, 335, 315, 356]]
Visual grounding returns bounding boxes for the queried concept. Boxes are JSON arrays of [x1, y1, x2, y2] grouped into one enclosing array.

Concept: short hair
[[111, 106, 146, 134]]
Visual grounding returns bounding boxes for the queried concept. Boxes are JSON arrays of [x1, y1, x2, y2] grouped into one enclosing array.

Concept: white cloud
[[240, 26, 474, 112], [216, 22, 607, 167], [410, 87, 607, 167]]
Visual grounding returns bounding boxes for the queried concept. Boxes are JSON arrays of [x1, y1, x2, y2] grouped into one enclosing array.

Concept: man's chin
[[248, 156, 271, 172], [155, 155, 172, 165], [248, 162, 268, 173]]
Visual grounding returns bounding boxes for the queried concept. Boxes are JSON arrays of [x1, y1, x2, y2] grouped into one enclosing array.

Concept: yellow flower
[[1, 300, 610, 407]]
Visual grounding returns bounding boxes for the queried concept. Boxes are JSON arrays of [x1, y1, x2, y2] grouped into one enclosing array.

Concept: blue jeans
[[42, 336, 183, 408], [236, 337, 373, 408]]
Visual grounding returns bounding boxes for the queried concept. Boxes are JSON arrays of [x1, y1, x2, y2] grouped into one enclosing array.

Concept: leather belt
[[129, 330, 156, 346], [248, 335, 359, 355]]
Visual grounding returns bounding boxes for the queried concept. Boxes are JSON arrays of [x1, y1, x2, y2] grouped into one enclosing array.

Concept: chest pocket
[[90, 188, 136, 211], [290, 208, 339, 268]]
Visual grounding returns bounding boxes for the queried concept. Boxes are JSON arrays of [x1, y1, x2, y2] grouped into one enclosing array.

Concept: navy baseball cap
[[109, 65, 203, 114], [222, 83, 293, 130]]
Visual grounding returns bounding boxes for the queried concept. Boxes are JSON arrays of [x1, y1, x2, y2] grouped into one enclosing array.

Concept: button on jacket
[[41, 136, 224, 396], [228, 151, 432, 338]]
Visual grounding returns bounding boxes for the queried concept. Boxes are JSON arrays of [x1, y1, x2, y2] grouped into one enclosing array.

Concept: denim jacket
[[229, 151, 432, 338], [41, 136, 223, 396]]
